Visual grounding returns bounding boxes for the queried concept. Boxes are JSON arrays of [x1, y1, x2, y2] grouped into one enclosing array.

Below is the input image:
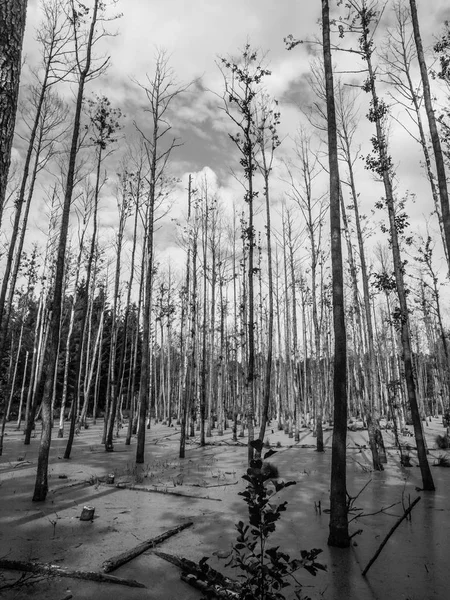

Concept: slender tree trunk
[[359, 4, 435, 492], [16, 351, 29, 430], [409, 0, 450, 265], [258, 169, 274, 446], [33, 1, 100, 501], [0, 324, 24, 453], [200, 192, 209, 446], [179, 177, 193, 458], [75, 154, 103, 432], [58, 298, 75, 438], [105, 178, 128, 452], [207, 232, 217, 437], [323, 0, 350, 548], [245, 148, 256, 465], [340, 189, 383, 469]]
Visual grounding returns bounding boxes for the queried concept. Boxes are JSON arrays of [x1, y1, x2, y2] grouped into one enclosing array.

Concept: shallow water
[[0, 418, 448, 600]]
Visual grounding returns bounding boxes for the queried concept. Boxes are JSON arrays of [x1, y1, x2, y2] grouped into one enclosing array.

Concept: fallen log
[[0, 558, 146, 588], [52, 480, 93, 494], [153, 550, 240, 594], [115, 483, 221, 501], [362, 496, 421, 576], [102, 521, 194, 572], [181, 572, 239, 599]]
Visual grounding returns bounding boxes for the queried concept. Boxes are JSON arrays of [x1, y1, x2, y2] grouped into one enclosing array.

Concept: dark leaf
[[250, 439, 264, 452], [263, 449, 277, 459]]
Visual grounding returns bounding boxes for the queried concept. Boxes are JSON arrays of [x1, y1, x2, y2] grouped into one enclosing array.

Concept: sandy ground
[[0, 417, 449, 600]]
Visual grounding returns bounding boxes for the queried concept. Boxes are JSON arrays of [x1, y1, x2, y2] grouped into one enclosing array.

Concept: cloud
[[7, 0, 450, 298]]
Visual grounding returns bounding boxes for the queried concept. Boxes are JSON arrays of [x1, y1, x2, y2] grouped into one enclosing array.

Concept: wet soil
[[0, 418, 449, 600]]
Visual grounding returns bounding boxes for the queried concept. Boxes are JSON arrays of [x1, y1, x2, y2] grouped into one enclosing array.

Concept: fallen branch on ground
[[151, 431, 180, 444], [362, 496, 421, 576], [205, 440, 246, 447], [0, 559, 146, 588], [52, 480, 92, 494], [153, 550, 240, 595], [115, 483, 221, 501], [102, 522, 193, 572], [181, 572, 239, 599], [349, 456, 372, 472], [191, 481, 238, 488]]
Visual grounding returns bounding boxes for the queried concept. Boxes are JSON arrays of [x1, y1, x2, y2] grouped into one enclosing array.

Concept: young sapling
[[205, 439, 325, 599]]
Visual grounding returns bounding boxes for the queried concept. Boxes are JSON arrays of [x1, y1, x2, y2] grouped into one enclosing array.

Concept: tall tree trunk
[[258, 164, 274, 446], [245, 138, 256, 466], [0, 0, 27, 226], [200, 190, 209, 446], [105, 176, 128, 452], [322, 0, 350, 548], [179, 176, 193, 458], [33, 0, 101, 501], [135, 51, 185, 463], [409, 0, 450, 265], [340, 189, 383, 469], [339, 110, 386, 464], [0, 323, 24, 453], [358, 2, 435, 492]]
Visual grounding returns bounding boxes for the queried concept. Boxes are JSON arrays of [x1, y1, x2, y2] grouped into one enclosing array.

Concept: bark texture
[[322, 0, 350, 548], [0, 0, 28, 222]]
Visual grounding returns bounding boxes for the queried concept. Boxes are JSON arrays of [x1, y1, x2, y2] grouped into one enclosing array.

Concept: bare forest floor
[[0, 417, 449, 600]]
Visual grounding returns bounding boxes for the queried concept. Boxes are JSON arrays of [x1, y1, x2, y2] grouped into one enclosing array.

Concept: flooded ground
[[0, 417, 449, 599]]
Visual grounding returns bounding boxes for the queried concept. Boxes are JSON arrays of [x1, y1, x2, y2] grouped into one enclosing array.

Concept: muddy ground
[[0, 417, 449, 600]]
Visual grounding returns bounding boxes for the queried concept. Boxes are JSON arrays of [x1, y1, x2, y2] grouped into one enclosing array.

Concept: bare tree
[[179, 177, 200, 458], [0, 0, 73, 353], [286, 133, 327, 452], [32, 0, 118, 502], [104, 171, 131, 452], [0, 88, 69, 364], [409, 0, 450, 267], [218, 44, 271, 464], [134, 49, 187, 464], [254, 95, 280, 450], [321, 0, 350, 548], [380, 3, 449, 272], [346, 0, 434, 491]]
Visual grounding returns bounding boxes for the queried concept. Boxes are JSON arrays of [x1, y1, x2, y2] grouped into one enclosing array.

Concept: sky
[[7, 0, 450, 298]]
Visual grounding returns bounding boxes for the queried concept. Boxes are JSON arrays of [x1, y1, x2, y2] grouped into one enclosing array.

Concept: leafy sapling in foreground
[[213, 440, 326, 600]]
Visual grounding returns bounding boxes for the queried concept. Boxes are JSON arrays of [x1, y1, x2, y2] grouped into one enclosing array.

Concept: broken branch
[[192, 481, 239, 488], [115, 483, 221, 501], [181, 572, 239, 599], [102, 521, 193, 572], [153, 550, 240, 594], [362, 496, 421, 577]]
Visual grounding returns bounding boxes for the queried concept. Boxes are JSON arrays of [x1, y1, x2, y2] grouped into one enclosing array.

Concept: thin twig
[[362, 496, 421, 576]]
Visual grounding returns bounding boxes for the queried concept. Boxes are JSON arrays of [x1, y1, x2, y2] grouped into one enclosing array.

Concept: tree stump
[[80, 506, 95, 521]]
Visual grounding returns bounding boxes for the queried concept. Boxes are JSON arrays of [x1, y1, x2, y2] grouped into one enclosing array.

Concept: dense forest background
[[1, 0, 450, 535]]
